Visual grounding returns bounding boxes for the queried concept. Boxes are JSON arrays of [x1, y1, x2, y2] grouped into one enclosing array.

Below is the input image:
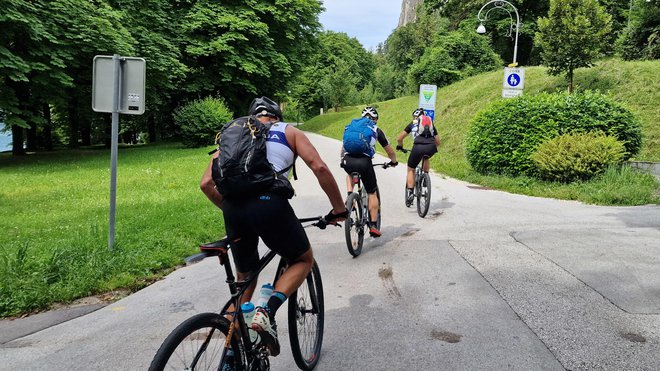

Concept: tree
[[0, 1, 72, 155], [535, 0, 612, 93], [617, 0, 660, 60]]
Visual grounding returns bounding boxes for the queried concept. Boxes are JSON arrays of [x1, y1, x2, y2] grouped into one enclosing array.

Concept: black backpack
[[211, 116, 291, 199]]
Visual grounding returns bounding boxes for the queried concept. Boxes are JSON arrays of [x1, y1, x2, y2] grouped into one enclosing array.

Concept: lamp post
[[476, 0, 520, 67]]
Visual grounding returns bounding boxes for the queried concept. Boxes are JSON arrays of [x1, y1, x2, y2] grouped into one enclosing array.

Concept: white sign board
[[503, 67, 525, 90], [502, 89, 524, 98], [92, 55, 146, 115], [418, 84, 437, 111]]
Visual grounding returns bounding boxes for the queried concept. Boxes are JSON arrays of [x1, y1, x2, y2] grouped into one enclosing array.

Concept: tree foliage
[[617, 0, 660, 60], [535, 0, 612, 92]]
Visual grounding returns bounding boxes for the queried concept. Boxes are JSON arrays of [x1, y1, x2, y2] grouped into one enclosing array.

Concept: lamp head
[[476, 24, 486, 34]]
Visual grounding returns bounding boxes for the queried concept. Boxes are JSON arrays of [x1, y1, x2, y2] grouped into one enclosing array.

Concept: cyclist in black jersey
[[341, 106, 398, 238], [200, 97, 347, 361], [396, 108, 441, 203]]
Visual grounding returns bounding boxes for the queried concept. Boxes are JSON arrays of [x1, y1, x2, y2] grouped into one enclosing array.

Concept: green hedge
[[465, 91, 642, 176], [174, 97, 233, 148], [531, 132, 626, 182]]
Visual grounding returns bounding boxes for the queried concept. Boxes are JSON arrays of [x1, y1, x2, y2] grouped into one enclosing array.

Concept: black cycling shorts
[[342, 155, 378, 194], [222, 193, 310, 273], [408, 143, 437, 169]]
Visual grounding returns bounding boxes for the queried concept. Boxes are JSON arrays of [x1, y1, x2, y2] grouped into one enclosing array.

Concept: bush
[[531, 132, 626, 182], [174, 97, 233, 148], [407, 29, 502, 89], [465, 91, 642, 176]]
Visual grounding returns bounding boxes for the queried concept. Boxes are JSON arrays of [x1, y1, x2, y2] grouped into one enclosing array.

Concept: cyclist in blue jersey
[[340, 106, 398, 237]]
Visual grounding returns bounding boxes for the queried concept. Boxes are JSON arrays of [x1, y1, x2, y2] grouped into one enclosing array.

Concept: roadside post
[[92, 55, 146, 250], [418, 84, 437, 121]]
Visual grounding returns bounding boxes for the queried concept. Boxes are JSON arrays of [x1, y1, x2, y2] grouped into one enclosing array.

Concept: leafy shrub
[[465, 91, 642, 176], [407, 29, 502, 89], [531, 132, 626, 182], [174, 97, 233, 148]]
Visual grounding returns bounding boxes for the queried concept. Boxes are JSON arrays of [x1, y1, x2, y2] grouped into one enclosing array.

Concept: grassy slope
[[302, 59, 659, 203], [0, 143, 224, 316]]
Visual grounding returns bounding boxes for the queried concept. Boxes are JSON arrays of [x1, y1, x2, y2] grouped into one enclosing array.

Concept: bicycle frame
[[198, 222, 323, 370]]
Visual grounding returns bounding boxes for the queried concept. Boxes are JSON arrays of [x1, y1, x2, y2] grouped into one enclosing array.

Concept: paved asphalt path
[[1, 133, 659, 370]]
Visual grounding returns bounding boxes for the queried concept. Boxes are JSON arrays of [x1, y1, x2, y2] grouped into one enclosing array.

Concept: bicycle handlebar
[[397, 147, 410, 154], [373, 162, 397, 169]]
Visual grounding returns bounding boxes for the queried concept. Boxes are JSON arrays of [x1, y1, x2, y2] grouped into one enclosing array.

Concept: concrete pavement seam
[[446, 239, 567, 370], [508, 230, 632, 315]]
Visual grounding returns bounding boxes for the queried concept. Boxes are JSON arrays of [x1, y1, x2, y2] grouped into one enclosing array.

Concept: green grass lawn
[[303, 59, 660, 205], [0, 143, 224, 317]]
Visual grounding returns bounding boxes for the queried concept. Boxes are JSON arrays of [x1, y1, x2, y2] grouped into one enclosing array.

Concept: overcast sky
[[318, 0, 402, 51]]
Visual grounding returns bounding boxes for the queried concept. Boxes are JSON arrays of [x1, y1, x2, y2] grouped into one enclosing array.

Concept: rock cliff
[[398, 0, 423, 27]]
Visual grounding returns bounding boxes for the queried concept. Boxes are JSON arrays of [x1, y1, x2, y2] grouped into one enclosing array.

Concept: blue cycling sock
[[265, 291, 287, 317]]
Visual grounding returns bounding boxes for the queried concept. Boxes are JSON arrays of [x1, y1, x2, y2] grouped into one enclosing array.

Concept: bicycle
[[149, 216, 331, 371], [344, 162, 392, 257], [399, 148, 431, 218]]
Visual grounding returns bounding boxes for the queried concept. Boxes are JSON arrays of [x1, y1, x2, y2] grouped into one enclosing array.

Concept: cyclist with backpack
[[395, 108, 441, 204], [200, 96, 347, 361], [341, 106, 398, 238]]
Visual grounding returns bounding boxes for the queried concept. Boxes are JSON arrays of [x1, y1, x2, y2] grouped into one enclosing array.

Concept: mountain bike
[[149, 216, 331, 371], [344, 163, 392, 257], [399, 148, 431, 218]]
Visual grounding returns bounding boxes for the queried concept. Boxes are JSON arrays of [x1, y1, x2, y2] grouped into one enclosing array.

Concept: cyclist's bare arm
[[286, 126, 347, 216], [383, 144, 398, 164], [396, 130, 408, 147], [434, 134, 441, 147], [200, 152, 225, 210]]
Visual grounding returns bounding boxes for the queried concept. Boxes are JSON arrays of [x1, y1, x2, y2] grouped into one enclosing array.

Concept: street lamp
[[476, 0, 520, 67]]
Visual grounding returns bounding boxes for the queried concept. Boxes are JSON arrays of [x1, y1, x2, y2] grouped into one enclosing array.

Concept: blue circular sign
[[507, 73, 521, 87]]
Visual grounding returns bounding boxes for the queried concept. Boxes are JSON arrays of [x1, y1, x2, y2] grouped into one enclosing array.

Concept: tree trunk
[[80, 115, 92, 146], [68, 95, 80, 148], [26, 122, 37, 152], [11, 125, 26, 155], [148, 115, 157, 143], [43, 103, 53, 151], [104, 114, 112, 148], [568, 68, 574, 94]]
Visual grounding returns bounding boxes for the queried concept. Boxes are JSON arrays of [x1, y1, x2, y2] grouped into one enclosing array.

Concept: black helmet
[[248, 96, 283, 120], [361, 106, 378, 119], [412, 108, 424, 117]]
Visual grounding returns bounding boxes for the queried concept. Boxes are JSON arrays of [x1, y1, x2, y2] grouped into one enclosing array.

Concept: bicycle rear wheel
[[289, 261, 324, 370], [344, 192, 364, 257], [416, 172, 431, 218], [149, 312, 238, 371]]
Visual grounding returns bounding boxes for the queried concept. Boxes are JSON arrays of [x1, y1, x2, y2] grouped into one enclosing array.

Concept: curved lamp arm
[[476, 0, 521, 66]]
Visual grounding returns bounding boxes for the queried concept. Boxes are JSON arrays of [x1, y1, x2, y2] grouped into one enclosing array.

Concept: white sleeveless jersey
[[266, 123, 294, 176]]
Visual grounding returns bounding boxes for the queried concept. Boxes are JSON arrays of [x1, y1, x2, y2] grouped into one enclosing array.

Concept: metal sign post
[[92, 55, 146, 250]]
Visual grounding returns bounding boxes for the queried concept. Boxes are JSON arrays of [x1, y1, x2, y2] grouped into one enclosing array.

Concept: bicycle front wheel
[[344, 192, 364, 257], [149, 312, 238, 371], [416, 172, 431, 218], [289, 261, 324, 370]]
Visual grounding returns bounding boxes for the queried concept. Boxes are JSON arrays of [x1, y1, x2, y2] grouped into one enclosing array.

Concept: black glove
[[388, 161, 398, 167], [396, 145, 403, 151], [324, 208, 348, 223]]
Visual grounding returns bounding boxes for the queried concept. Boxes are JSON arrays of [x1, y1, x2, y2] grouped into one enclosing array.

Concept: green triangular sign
[[422, 91, 433, 101]]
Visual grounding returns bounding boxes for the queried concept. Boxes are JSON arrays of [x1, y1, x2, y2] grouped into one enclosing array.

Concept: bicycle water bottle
[[241, 302, 259, 343], [256, 283, 274, 309]]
